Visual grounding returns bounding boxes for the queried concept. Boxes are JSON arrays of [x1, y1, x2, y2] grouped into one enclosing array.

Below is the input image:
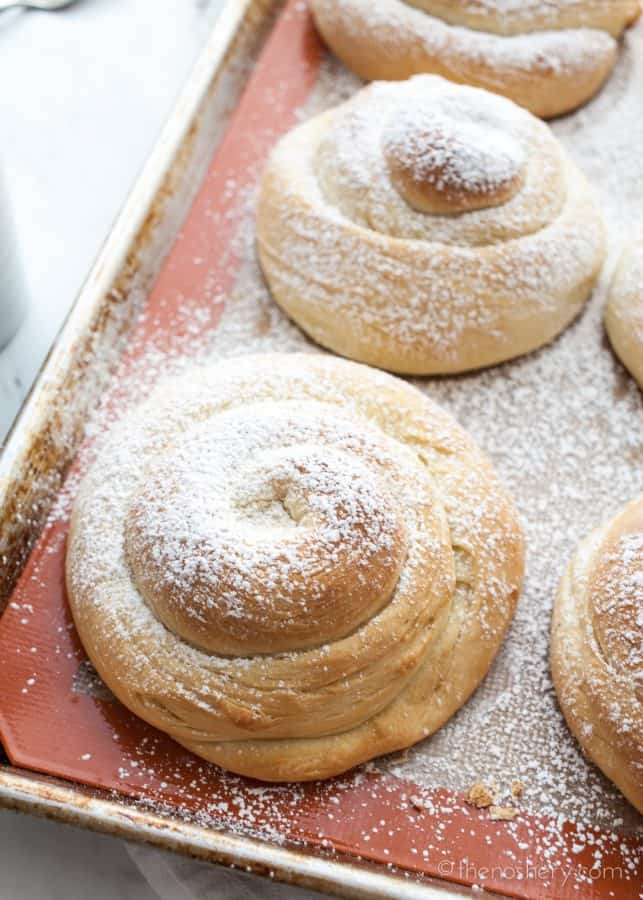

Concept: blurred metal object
[[0, 0, 77, 10]]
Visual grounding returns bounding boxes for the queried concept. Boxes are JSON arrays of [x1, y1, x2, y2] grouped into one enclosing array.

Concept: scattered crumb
[[489, 806, 517, 821], [465, 783, 495, 809]]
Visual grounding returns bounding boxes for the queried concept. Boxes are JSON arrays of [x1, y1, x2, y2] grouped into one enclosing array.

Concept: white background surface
[[0, 0, 223, 436], [0, 0, 273, 897]]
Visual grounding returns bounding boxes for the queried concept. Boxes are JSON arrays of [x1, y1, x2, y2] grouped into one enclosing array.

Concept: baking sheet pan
[[0, 1, 641, 897]]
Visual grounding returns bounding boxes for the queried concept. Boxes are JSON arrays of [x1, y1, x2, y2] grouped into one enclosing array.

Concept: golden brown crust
[[257, 77, 605, 376], [551, 496, 643, 813], [66, 354, 524, 782], [310, 0, 638, 118], [605, 238, 643, 390], [403, 0, 640, 37]]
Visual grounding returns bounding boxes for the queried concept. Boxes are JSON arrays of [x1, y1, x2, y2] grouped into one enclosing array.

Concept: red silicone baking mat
[[0, 3, 640, 898]]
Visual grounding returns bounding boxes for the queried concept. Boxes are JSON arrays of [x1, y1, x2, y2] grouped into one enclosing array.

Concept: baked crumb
[[511, 780, 523, 799], [465, 783, 494, 809], [489, 806, 517, 821]]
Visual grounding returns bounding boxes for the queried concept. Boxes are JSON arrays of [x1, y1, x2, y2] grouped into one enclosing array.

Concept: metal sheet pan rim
[[0, 768, 463, 899]]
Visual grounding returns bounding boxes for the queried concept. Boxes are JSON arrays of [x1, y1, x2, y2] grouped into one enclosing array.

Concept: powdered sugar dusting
[[592, 529, 643, 685], [315, 76, 563, 245], [72, 343, 523, 764], [402, 0, 637, 38], [606, 238, 643, 370], [123, 402, 412, 655], [612, 243, 643, 314], [164, 45, 641, 828], [313, 0, 620, 82], [380, 82, 527, 215], [39, 16, 643, 882], [259, 71, 603, 375]]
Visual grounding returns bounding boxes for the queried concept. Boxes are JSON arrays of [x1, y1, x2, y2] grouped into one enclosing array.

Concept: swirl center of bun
[[124, 402, 411, 656], [314, 76, 562, 247], [382, 95, 526, 214]]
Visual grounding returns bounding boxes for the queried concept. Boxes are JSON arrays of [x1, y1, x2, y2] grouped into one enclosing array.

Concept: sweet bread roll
[[257, 76, 605, 376], [605, 239, 643, 390], [66, 354, 524, 782], [310, 0, 640, 118], [552, 497, 643, 812]]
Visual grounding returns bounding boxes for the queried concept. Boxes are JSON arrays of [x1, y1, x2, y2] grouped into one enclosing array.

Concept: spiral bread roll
[[552, 497, 643, 813], [257, 76, 605, 376], [310, 0, 640, 118], [605, 238, 643, 390], [66, 354, 524, 782]]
